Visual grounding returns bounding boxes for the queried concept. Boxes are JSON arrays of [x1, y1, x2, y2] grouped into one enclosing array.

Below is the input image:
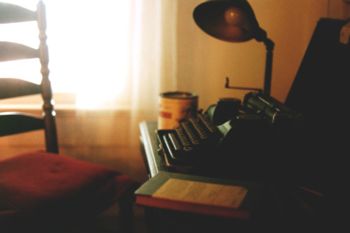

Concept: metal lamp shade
[[193, 0, 262, 42]]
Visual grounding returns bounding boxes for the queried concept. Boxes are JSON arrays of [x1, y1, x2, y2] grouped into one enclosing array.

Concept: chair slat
[[0, 42, 39, 61], [0, 3, 36, 24], [0, 78, 41, 99], [0, 112, 44, 136]]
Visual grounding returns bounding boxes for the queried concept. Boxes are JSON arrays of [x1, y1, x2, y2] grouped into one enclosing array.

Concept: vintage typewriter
[[157, 112, 222, 167], [157, 91, 303, 171]]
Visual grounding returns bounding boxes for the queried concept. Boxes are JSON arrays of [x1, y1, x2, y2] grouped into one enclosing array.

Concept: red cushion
[[0, 151, 136, 227]]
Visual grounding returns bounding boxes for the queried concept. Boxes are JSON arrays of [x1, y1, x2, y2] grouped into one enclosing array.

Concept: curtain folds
[[129, 0, 178, 137], [0, 0, 178, 113], [118, 0, 178, 180]]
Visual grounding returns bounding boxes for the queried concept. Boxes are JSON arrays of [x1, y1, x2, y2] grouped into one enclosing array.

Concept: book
[[135, 171, 264, 220]]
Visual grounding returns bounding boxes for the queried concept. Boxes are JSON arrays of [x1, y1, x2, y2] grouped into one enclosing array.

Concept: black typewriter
[[157, 91, 303, 170], [157, 112, 222, 166]]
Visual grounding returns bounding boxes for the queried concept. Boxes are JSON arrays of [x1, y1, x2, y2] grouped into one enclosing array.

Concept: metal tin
[[158, 91, 198, 129]]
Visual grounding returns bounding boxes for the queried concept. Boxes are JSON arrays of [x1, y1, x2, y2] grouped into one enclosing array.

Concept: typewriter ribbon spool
[[158, 91, 198, 129]]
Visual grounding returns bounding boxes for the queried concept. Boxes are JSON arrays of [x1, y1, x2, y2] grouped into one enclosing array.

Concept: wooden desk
[[139, 121, 257, 233], [138, 121, 326, 233]]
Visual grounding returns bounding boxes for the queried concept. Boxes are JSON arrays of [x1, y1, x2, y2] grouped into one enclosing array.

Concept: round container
[[158, 91, 198, 129]]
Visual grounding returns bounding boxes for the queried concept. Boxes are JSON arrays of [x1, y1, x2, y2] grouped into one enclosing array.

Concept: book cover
[[135, 171, 264, 220]]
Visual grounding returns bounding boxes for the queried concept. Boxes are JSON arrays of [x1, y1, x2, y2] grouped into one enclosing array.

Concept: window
[[0, 0, 134, 109]]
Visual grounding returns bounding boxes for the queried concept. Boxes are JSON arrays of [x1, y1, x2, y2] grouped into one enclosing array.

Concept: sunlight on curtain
[[130, 0, 178, 113], [46, 0, 132, 109], [0, 0, 177, 112], [128, 0, 178, 137], [0, 0, 178, 180]]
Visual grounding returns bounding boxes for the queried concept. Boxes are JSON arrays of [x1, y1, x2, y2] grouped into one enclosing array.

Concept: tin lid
[[160, 91, 198, 99]]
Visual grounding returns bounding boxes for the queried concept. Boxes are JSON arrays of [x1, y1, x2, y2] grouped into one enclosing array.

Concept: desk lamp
[[193, 0, 274, 96]]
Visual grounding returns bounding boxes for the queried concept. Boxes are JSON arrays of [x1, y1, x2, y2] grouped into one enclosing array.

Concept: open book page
[[152, 178, 248, 209]]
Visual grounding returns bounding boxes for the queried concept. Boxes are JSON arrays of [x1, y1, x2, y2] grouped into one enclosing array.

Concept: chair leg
[[118, 192, 135, 233]]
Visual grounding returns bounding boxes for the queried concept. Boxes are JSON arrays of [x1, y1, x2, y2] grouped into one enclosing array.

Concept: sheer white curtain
[[107, 0, 179, 143], [47, 0, 178, 113], [128, 0, 178, 131], [0, 0, 177, 112], [0, 0, 178, 178]]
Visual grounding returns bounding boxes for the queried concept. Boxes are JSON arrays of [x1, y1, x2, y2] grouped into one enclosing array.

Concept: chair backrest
[[0, 1, 58, 153]]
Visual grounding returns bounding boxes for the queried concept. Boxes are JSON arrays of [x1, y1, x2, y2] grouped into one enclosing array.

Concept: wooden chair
[[0, 1, 137, 232]]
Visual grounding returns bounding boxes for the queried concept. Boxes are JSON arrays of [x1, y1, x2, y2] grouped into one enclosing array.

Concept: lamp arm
[[225, 37, 275, 96], [262, 37, 274, 96], [225, 77, 262, 92]]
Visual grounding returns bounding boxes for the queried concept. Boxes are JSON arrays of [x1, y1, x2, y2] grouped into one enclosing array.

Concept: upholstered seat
[[0, 152, 136, 230]]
